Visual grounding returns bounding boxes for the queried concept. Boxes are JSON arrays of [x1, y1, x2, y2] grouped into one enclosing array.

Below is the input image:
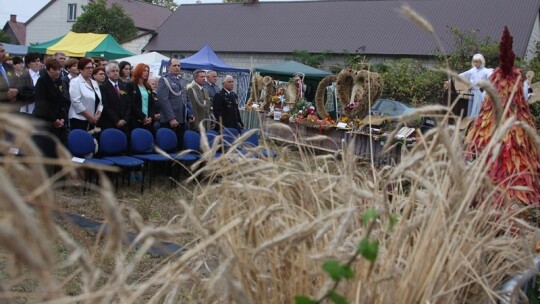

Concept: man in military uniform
[[157, 58, 193, 149]]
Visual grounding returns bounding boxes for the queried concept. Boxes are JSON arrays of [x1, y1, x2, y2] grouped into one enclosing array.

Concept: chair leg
[[140, 165, 145, 194]]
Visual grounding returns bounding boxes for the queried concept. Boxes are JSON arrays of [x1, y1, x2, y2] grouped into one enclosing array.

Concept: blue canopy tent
[[3, 43, 28, 56], [160, 45, 250, 104]]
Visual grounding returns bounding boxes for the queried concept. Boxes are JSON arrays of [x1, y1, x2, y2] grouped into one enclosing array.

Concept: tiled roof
[[107, 0, 172, 31], [144, 0, 540, 57], [3, 21, 26, 45]]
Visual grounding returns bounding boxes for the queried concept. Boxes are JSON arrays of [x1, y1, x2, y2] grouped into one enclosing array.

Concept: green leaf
[[328, 290, 349, 304], [389, 214, 398, 230], [322, 260, 355, 281], [358, 238, 379, 262], [322, 260, 343, 281], [362, 208, 378, 226], [294, 295, 317, 304]]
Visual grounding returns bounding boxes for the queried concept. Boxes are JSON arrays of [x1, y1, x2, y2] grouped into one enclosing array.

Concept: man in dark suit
[[99, 62, 130, 133], [213, 75, 243, 131], [157, 58, 193, 149], [0, 43, 18, 103]]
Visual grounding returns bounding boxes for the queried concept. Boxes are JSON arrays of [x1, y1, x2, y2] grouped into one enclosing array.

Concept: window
[[67, 4, 77, 22]]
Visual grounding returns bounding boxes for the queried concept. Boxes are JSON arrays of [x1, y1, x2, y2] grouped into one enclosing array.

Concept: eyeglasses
[[95, 73, 105, 76], [84, 66, 94, 70]]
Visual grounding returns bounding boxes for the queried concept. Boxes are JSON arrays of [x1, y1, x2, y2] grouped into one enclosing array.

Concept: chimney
[[10, 15, 16, 22]]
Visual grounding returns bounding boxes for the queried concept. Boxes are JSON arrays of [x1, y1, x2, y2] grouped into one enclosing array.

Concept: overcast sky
[[0, 0, 292, 30]]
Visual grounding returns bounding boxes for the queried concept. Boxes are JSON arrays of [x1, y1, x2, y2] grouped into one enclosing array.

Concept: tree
[[441, 27, 499, 72], [0, 31, 11, 43], [291, 50, 331, 68], [72, 0, 137, 43], [142, 0, 178, 11]]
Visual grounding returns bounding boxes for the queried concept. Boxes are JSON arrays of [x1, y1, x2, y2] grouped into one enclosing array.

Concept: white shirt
[[459, 66, 493, 88]]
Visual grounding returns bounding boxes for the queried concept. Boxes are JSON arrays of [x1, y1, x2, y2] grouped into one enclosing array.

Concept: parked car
[[370, 99, 435, 133]]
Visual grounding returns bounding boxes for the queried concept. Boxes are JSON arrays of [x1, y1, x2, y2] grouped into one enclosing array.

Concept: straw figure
[[249, 74, 263, 105], [466, 26, 540, 206], [261, 76, 275, 111], [315, 75, 337, 118], [335, 69, 383, 118]]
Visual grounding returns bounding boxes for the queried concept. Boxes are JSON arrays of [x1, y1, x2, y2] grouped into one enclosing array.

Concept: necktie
[[0, 65, 9, 86], [114, 83, 120, 97]]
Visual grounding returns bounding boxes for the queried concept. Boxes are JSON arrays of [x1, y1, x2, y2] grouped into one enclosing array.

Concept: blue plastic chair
[[240, 129, 277, 158], [99, 128, 145, 192], [131, 128, 175, 188], [155, 128, 199, 161], [183, 130, 203, 158], [67, 129, 114, 188]]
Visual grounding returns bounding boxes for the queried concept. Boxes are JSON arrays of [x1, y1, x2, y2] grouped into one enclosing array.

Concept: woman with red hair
[[126, 63, 159, 131]]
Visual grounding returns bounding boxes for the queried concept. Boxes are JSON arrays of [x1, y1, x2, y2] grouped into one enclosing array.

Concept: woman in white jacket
[[458, 54, 493, 118], [69, 57, 103, 130]]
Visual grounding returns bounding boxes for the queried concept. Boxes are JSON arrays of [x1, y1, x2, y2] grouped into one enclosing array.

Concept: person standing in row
[[157, 58, 192, 149], [213, 75, 243, 131], [127, 63, 158, 132], [187, 69, 212, 131], [118, 61, 131, 86], [99, 62, 130, 133], [61, 58, 79, 103], [0, 43, 17, 103], [33, 58, 69, 144], [20, 52, 41, 114], [203, 70, 220, 101], [68, 57, 102, 131], [92, 67, 106, 86]]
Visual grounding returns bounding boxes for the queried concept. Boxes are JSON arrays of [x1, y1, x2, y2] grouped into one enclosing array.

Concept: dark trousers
[[167, 123, 186, 151], [70, 118, 90, 131]]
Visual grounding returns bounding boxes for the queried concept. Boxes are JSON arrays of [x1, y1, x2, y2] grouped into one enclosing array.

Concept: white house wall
[[121, 33, 152, 55], [26, 0, 89, 44]]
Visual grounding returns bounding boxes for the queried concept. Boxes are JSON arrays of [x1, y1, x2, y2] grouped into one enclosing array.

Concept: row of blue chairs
[[67, 128, 198, 192], [66, 127, 276, 192]]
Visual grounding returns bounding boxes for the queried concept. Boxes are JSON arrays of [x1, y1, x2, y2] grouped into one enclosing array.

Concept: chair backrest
[[155, 128, 177, 153], [130, 128, 154, 154], [241, 129, 259, 148], [68, 129, 95, 157], [183, 130, 201, 152], [99, 128, 128, 156], [206, 130, 219, 147], [222, 127, 238, 149]]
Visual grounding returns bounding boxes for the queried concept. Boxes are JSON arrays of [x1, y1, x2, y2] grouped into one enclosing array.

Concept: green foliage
[[294, 296, 317, 304], [377, 59, 446, 107], [142, 0, 178, 11], [322, 260, 354, 281], [72, 0, 137, 43], [328, 291, 349, 304], [358, 238, 379, 262], [440, 27, 499, 72], [362, 207, 378, 226], [525, 42, 540, 83], [292, 50, 331, 68], [0, 31, 12, 43]]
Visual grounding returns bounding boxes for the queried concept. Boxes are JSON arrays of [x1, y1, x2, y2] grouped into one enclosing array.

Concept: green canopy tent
[[254, 60, 332, 105], [27, 32, 134, 60], [27, 36, 65, 54]]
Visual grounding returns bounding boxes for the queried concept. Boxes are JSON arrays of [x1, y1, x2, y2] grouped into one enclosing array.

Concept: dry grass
[[0, 102, 538, 303]]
